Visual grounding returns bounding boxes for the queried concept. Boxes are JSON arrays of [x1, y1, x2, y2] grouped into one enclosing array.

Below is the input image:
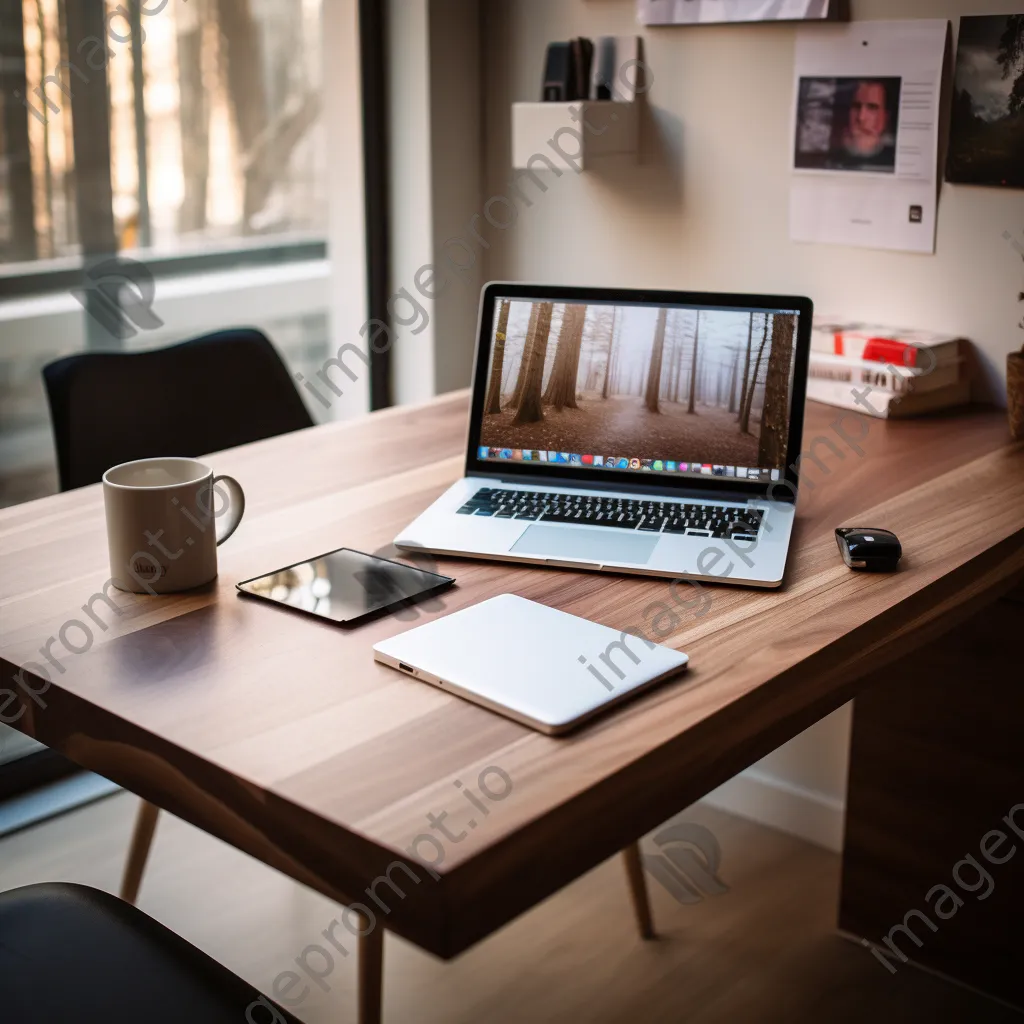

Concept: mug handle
[[212, 475, 245, 545]]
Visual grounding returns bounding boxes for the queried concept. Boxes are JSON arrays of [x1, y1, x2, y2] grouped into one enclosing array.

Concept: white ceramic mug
[[102, 457, 245, 593]]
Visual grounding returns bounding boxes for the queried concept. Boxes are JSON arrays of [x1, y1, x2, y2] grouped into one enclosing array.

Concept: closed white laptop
[[373, 594, 689, 735]]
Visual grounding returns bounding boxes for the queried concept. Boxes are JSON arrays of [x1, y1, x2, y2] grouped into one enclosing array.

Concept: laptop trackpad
[[510, 524, 658, 564]]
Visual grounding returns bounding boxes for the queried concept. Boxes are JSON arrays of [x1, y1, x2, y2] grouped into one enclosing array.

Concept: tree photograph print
[[480, 300, 797, 469]]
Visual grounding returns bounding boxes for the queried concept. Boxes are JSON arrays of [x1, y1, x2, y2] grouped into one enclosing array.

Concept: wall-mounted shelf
[[511, 100, 638, 171]]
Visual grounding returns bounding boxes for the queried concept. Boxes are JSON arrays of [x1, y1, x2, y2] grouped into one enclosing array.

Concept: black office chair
[[41, 329, 315, 905], [43, 327, 314, 491], [0, 882, 301, 1024]]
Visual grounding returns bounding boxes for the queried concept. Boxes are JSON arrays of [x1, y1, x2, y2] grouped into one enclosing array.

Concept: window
[[0, 0, 326, 266], [0, 0, 337, 508]]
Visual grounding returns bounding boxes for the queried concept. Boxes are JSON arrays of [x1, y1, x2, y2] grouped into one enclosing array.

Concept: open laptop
[[396, 283, 813, 588]]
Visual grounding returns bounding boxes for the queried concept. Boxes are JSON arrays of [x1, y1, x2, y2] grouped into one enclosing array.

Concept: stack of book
[[807, 318, 971, 418]]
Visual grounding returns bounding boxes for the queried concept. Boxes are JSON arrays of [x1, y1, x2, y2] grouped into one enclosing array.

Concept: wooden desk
[[1, 394, 1022, 1006]]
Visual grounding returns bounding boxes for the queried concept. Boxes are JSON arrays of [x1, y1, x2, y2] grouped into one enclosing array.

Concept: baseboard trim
[[703, 768, 846, 852]]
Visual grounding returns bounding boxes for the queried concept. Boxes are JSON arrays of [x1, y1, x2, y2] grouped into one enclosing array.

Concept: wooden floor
[[1, 793, 1017, 1023]]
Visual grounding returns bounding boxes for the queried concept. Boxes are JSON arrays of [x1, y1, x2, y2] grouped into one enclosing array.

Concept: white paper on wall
[[789, 19, 948, 254], [638, 0, 837, 24]]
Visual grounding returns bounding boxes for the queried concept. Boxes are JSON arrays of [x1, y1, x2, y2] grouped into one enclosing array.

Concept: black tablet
[[236, 547, 455, 627]]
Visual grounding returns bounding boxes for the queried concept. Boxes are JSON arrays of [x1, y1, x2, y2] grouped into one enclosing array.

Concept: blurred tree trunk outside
[[215, 0, 267, 230], [0, 0, 37, 260], [177, 0, 209, 233]]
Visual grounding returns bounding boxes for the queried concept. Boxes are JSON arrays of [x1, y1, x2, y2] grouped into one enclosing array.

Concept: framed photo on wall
[[638, 0, 846, 26], [946, 14, 1024, 190]]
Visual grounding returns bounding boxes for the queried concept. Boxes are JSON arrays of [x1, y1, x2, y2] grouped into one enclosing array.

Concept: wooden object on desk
[[0, 394, 1021, 1000], [1009, 347, 1024, 440]]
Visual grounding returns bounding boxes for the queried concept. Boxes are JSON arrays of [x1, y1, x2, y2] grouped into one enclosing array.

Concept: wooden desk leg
[[120, 801, 160, 905], [622, 842, 656, 940], [358, 915, 384, 1024], [840, 592, 1024, 1009]]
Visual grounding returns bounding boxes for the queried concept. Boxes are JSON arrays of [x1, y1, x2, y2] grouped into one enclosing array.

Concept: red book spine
[[831, 333, 919, 368], [861, 337, 919, 368]]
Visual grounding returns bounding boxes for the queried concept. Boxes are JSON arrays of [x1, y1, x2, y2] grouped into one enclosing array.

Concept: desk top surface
[[2, 393, 1022, 957]]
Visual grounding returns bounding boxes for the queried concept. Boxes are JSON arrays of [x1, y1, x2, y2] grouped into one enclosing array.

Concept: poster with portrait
[[789, 20, 947, 254], [794, 76, 901, 173]]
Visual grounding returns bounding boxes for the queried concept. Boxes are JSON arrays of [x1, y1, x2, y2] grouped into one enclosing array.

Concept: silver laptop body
[[396, 284, 813, 589]]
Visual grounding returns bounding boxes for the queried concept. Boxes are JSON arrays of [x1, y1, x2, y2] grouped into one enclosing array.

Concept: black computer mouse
[[835, 527, 902, 572]]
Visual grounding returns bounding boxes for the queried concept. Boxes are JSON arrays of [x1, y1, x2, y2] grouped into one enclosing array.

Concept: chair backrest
[[42, 329, 315, 491], [0, 882, 306, 1023]]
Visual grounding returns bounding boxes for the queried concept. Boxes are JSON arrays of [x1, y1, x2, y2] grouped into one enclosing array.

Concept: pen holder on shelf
[[514, 35, 642, 172], [1009, 345, 1024, 441]]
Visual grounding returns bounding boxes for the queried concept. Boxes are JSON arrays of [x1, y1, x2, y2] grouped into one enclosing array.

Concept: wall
[[387, 0, 437, 404], [387, 0, 483, 405], [476, 0, 1023, 850], [322, 0, 371, 420], [430, 0, 485, 394], [480, 0, 1023, 404]]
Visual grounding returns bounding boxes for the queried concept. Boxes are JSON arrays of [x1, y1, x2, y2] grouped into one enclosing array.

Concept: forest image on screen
[[479, 300, 798, 473]]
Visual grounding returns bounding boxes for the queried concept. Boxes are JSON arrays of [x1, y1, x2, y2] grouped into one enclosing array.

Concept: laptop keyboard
[[456, 488, 762, 540]]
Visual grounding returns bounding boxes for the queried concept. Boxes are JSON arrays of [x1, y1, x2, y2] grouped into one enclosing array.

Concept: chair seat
[[0, 883, 299, 1024]]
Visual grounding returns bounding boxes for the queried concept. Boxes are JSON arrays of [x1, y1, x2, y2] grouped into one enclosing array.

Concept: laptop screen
[[471, 291, 807, 487]]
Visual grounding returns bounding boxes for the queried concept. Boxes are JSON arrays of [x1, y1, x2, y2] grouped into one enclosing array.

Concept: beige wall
[[471, 0, 1023, 849], [480, 0, 1024, 405], [387, 0, 437, 405], [323, 0, 370, 418], [429, 0, 485, 394], [387, 0, 484, 405]]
